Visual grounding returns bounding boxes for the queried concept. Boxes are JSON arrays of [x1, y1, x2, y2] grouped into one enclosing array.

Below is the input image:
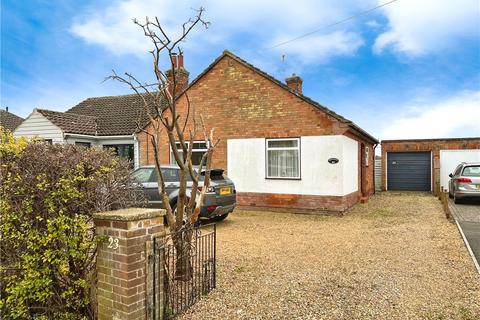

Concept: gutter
[[64, 133, 134, 140]]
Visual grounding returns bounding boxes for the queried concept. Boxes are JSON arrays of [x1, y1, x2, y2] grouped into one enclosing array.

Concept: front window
[[266, 138, 300, 179], [103, 144, 134, 163], [170, 141, 208, 166]]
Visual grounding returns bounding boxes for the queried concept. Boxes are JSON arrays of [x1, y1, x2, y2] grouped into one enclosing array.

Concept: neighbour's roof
[[66, 93, 161, 136], [0, 109, 24, 132], [182, 50, 378, 144], [37, 109, 98, 135]]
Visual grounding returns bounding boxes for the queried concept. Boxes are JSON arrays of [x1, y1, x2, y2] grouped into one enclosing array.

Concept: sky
[[1, 0, 479, 141]]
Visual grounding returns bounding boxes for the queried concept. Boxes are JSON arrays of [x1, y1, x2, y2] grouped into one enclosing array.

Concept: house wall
[[13, 109, 64, 143], [137, 54, 375, 211], [381, 138, 480, 195], [227, 135, 357, 198]]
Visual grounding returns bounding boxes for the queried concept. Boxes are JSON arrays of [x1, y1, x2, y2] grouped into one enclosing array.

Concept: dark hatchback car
[[132, 165, 236, 222]]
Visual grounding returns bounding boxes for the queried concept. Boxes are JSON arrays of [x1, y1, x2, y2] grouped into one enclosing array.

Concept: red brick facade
[[238, 191, 361, 213], [381, 138, 480, 195], [137, 51, 377, 212]]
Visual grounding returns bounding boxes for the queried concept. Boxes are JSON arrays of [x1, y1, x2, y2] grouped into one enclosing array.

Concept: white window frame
[[170, 141, 208, 165], [265, 137, 301, 179]]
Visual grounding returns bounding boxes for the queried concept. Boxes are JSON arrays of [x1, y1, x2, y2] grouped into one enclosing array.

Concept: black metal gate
[[152, 224, 216, 319]]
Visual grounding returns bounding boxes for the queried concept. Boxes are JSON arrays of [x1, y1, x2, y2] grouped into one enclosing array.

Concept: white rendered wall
[[342, 137, 359, 194], [13, 109, 64, 143], [440, 149, 480, 191], [227, 135, 358, 196]]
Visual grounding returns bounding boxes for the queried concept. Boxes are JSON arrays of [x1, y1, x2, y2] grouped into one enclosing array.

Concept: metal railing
[[153, 224, 216, 319]]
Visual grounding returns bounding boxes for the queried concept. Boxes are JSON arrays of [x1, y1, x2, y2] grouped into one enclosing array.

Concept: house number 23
[[107, 237, 119, 250]]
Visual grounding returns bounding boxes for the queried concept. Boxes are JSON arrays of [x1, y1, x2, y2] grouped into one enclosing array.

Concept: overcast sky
[[1, 0, 479, 140]]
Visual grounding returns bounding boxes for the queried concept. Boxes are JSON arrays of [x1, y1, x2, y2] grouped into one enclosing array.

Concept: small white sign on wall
[[440, 149, 480, 191]]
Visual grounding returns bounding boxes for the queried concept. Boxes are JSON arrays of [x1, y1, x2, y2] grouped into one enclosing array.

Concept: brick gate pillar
[[93, 208, 165, 320]]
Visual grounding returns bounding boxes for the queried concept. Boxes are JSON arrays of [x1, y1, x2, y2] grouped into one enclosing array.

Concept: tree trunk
[[173, 228, 194, 281]]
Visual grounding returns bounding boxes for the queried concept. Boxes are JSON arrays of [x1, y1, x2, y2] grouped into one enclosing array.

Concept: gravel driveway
[[179, 192, 480, 320]]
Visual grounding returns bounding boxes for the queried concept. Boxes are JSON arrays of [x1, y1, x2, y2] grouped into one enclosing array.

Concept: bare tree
[[108, 8, 213, 280]]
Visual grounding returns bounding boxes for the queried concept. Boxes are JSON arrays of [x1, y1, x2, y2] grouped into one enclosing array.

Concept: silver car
[[448, 162, 480, 203], [132, 165, 236, 222]]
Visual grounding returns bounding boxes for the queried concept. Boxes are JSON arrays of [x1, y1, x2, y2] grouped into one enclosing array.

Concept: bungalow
[[137, 50, 378, 212], [14, 50, 378, 212], [13, 95, 154, 168]]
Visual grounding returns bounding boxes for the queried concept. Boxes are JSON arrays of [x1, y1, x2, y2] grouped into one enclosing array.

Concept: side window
[[132, 168, 154, 183], [454, 165, 463, 176], [149, 169, 158, 183], [161, 168, 179, 183]]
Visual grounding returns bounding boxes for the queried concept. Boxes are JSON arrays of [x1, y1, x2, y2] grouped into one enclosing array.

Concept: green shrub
[[0, 131, 144, 319]]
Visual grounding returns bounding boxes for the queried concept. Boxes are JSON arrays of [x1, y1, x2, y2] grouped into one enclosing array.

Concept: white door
[[440, 149, 480, 191]]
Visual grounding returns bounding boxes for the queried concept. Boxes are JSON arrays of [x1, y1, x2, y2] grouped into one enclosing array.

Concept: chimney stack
[[166, 52, 189, 96], [285, 73, 303, 94], [170, 53, 178, 69], [178, 52, 184, 68]]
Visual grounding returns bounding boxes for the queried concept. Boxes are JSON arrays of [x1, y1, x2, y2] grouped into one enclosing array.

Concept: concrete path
[[449, 198, 480, 272]]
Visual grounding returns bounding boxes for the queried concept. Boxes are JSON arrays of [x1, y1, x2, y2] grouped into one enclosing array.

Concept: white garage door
[[440, 149, 480, 191]]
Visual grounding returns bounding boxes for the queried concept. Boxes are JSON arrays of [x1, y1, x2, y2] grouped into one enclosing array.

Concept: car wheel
[[210, 213, 229, 222], [448, 191, 453, 199]]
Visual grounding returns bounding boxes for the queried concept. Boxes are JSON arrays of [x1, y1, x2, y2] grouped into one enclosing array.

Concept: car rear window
[[132, 168, 154, 183], [463, 166, 480, 177]]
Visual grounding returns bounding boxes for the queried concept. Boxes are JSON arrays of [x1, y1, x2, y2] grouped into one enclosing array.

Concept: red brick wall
[[381, 138, 480, 194], [137, 54, 376, 211], [237, 191, 361, 212]]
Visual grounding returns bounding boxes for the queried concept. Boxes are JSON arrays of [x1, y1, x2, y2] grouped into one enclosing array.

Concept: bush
[[0, 131, 145, 319]]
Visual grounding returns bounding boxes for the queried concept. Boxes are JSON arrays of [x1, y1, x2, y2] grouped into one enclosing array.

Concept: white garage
[[440, 149, 480, 192]]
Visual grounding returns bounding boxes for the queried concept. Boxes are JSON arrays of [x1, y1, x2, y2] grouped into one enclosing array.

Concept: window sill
[[265, 177, 301, 181]]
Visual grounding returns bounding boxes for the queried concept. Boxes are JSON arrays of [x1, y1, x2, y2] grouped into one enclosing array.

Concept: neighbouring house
[[13, 96, 154, 168], [0, 108, 24, 132], [137, 50, 378, 212], [381, 138, 480, 195]]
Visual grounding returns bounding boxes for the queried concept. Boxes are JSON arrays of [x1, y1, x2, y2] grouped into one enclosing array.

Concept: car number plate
[[219, 187, 231, 195]]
